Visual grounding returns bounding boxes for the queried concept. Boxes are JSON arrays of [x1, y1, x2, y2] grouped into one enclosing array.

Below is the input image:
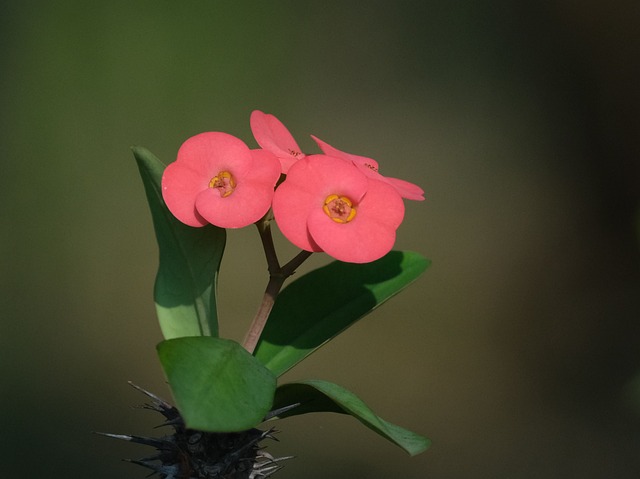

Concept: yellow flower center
[[323, 194, 357, 223], [209, 171, 235, 197]]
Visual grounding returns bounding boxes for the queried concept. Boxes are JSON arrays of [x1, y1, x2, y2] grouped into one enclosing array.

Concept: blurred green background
[[2, 1, 639, 477]]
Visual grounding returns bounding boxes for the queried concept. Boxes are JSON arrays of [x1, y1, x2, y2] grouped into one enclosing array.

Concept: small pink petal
[[177, 131, 254, 177], [247, 149, 283, 185], [311, 135, 379, 172], [383, 176, 425, 201], [195, 181, 275, 229], [161, 161, 209, 227], [303, 155, 368, 202], [307, 209, 397, 263], [311, 135, 424, 201], [272, 177, 322, 252], [251, 110, 305, 173]]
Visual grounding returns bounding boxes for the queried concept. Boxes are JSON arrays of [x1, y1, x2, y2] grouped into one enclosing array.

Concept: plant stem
[[242, 274, 286, 355], [242, 217, 312, 354], [255, 212, 280, 275]]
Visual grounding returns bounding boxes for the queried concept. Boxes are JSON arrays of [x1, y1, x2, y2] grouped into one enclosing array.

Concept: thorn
[[156, 416, 184, 429], [257, 450, 275, 461], [256, 454, 295, 465], [95, 431, 174, 449], [263, 402, 301, 421], [135, 453, 164, 463], [251, 462, 285, 478], [95, 432, 133, 441], [253, 453, 295, 478], [129, 382, 182, 424], [128, 382, 174, 410], [126, 458, 180, 477], [259, 427, 280, 442]]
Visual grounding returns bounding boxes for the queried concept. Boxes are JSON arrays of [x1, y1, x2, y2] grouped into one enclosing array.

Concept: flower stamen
[[209, 171, 236, 197], [323, 194, 357, 223]]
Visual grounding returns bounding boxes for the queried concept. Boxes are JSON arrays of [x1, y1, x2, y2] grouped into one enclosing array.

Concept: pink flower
[[272, 155, 405, 263], [161, 132, 281, 229], [311, 135, 425, 201], [250, 110, 306, 174]]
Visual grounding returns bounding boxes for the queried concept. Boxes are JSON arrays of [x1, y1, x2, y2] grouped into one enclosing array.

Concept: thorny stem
[[242, 214, 312, 354]]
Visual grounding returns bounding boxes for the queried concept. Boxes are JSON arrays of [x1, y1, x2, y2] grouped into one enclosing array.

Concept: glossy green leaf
[[254, 251, 430, 376], [133, 146, 225, 339], [157, 336, 276, 432], [272, 379, 430, 456]]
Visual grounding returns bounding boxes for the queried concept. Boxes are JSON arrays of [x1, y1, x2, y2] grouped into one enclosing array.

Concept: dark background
[[2, 1, 639, 477]]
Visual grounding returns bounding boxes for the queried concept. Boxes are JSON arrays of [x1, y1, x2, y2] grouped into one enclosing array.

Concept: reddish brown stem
[[242, 216, 312, 354]]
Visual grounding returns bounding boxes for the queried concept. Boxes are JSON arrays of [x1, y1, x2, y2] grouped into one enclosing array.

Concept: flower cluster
[[161, 111, 424, 263]]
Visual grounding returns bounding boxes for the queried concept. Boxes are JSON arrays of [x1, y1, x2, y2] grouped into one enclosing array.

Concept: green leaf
[[272, 379, 430, 456], [254, 251, 430, 376], [157, 336, 276, 432], [133, 146, 226, 339]]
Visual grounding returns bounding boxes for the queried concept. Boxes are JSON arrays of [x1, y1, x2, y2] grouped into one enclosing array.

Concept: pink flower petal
[[303, 155, 368, 202], [195, 180, 275, 229], [382, 176, 425, 201], [311, 135, 424, 201], [311, 135, 379, 173], [247, 149, 283, 186], [272, 177, 322, 252], [161, 160, 209, 227], [177, 131, 254, 177], [251, 110, 305, 173]]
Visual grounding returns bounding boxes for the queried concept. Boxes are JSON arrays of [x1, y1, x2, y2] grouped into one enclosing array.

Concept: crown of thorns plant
[[102, 110, 431, 477]]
